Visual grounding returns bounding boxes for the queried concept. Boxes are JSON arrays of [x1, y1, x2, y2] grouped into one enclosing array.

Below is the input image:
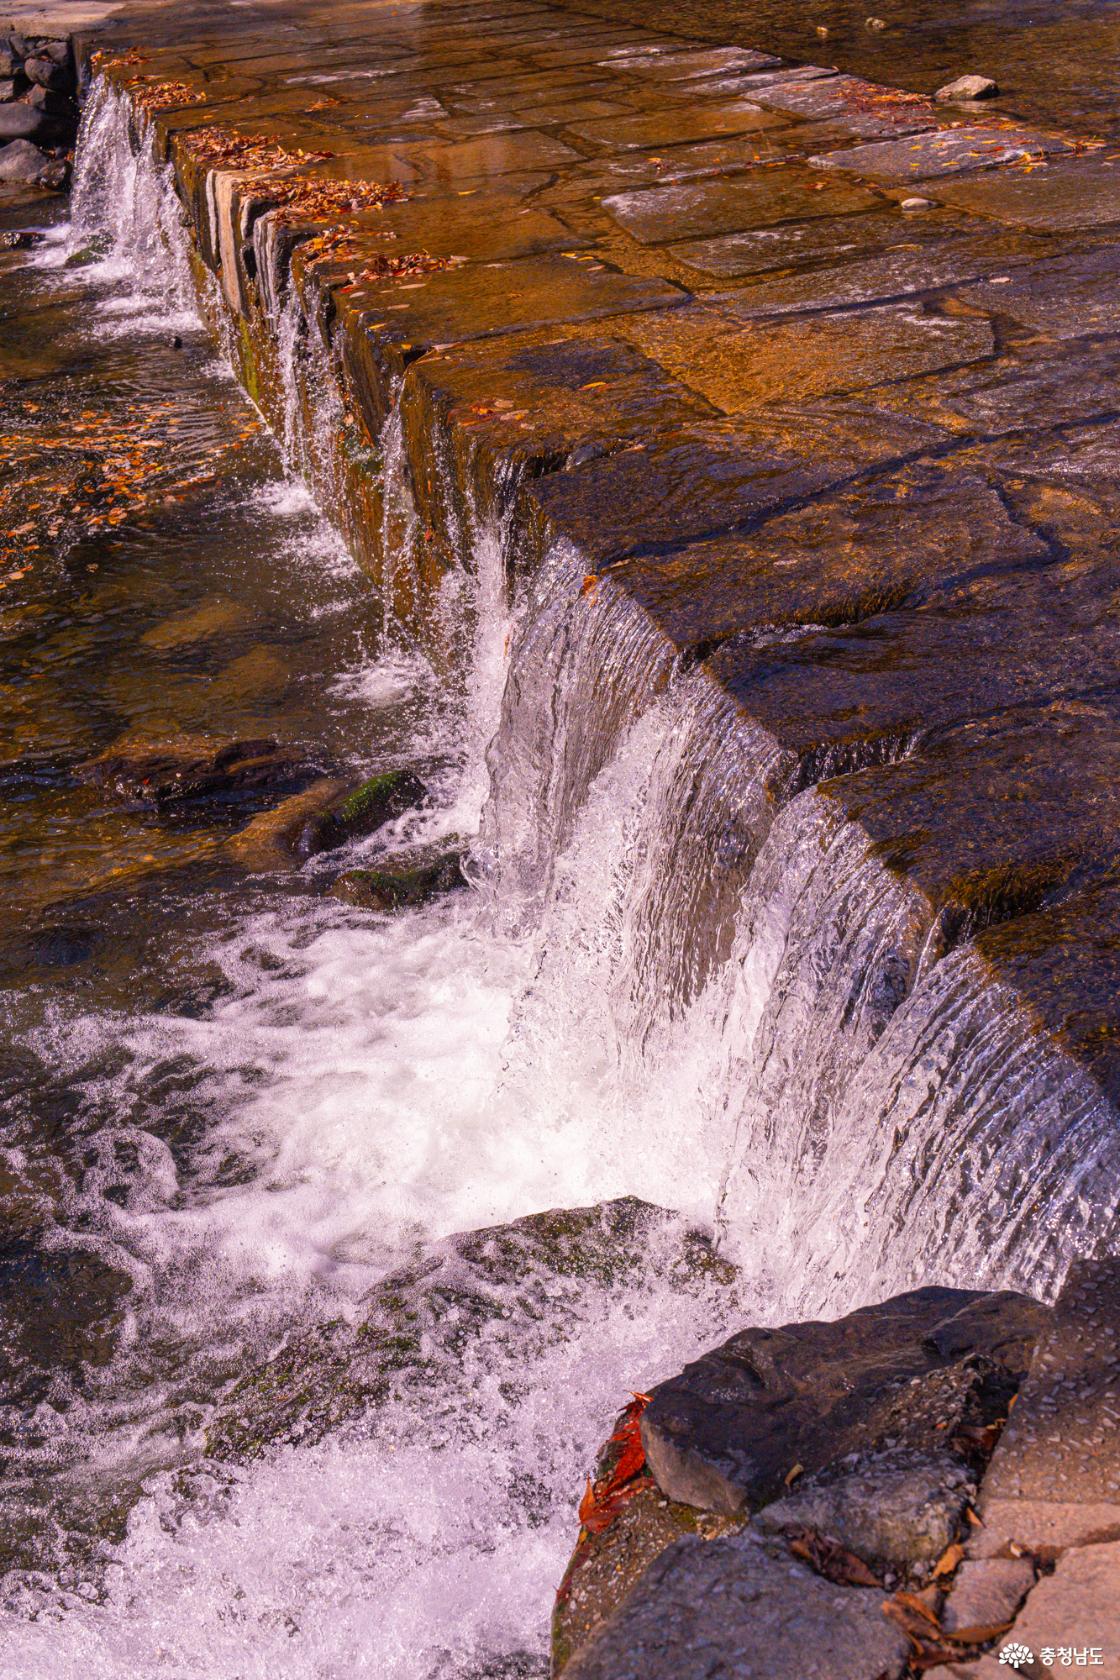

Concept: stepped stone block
[[974, 1258, 1120, 1556]]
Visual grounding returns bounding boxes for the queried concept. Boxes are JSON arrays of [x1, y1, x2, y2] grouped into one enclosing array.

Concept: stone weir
[[62, 0, 1120, 1275]]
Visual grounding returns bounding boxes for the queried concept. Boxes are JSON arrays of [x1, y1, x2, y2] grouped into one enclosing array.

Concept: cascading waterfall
[[8, 68, 1119, 1678], [64, 64, 1120, 1361]]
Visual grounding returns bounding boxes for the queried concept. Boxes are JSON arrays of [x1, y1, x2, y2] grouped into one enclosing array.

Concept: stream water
[[0, 77, 1117, 1680]]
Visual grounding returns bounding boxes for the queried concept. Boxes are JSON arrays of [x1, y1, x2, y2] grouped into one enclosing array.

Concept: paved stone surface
[[949, 1543, 1120, 1679], [561, 1533, 910, 1680], [811, 125, 1070, 183], [939, 1556, 1035, 1635], [62, 0, 1120, 1151], [641, 1287, 1043, 1516], [974, 1258, 1120, 1556]]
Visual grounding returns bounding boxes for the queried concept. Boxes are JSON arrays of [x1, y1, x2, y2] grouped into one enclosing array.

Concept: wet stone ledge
[[556, 1261, 1120, 1679], [75, 0, 1120, 1175]]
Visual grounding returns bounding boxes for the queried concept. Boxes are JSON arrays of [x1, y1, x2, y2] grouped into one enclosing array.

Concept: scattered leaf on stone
[[932, 1542, 965, 1578], [787, 1526, 883, 1588], [578, 1395, 651, 1536], [945, 1620, 1014, 1645]]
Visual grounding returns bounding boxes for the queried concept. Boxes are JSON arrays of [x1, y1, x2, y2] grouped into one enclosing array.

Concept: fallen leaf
[[933, 1542, 965, 1578], [788, 1527, 881, 1588]]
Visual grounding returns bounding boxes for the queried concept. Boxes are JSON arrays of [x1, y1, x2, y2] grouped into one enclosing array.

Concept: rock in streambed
[[557, 1264, 1120, 1676], [331, 846, 465, 911], [295, 767, 427, 856], [206, 1199, 738, 1461]]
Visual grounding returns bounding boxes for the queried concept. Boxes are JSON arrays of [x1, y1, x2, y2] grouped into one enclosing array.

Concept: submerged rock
[[331, 848, 465, 911], [227, 776, 348, 870], [76, 733, 308, 810], [296, 766, 427, 855], [207, 1199, 737, 1462]]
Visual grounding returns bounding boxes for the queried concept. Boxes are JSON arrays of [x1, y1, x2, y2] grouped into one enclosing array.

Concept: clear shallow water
[[1, 74, 1118, 1680]]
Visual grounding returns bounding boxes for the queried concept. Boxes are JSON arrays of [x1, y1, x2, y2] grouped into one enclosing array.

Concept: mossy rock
[[297, 767, 427, 856], [331, 850, 465, 911], [206, 1199, 739, 1463]]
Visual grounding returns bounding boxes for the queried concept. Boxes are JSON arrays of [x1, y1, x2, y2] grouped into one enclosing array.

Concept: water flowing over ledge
[[4, 23, 1119, 1673], [70, 73, 1119, 1304]]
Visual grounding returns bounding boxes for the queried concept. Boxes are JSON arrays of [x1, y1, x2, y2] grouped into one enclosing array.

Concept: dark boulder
[[0, 138, 47, 184], [640, 1286, 1046, 1518], [0, 102, 59, 143], [561, 1533, 910, 1680], [23, 55, 69, 93], [26, 84, 76, 119]]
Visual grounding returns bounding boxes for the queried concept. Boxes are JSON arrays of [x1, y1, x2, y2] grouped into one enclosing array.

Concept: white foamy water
[[5, 72, 1120, 1680]]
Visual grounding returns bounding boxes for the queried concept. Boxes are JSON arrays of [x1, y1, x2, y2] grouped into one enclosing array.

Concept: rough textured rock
[[0, 137, 46, 183], [331, 849, 465, 911], [939, 1556, 1035, 1634], [640, 1287, 1045, 1516], [0, 101, 57, 143], [561, 1534, 910, 1680], [553, 1486, 739, 1675], [753, 1448, 975, 1573], [973, 1257, 1120, 1556]]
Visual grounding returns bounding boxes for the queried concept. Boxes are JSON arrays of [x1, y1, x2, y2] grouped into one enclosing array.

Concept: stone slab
[[598, 44, 780, 81], [975, 1258, 1120, 1553], [812, 125, 1070, 184], [712, 235, 1036, 316], [750, 71, 937, 139], [565, 98, 789, 151], [335, 251, 686, 362], [602, 167, 881, 244], [957, 246, 1120, 340], [973, 874, 1120, 1107], [940, 1556, 1036, 1635], [705, 556, 1120, 767], [622, 299, 994, 411], [668, 206, 972, 277], [562, 1534, 910, 1680], [521, 404, 945, 569], [610, 459, 1046, 652], [927, 152, 1120, 230], [969, 1542, 1120, 1679]]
